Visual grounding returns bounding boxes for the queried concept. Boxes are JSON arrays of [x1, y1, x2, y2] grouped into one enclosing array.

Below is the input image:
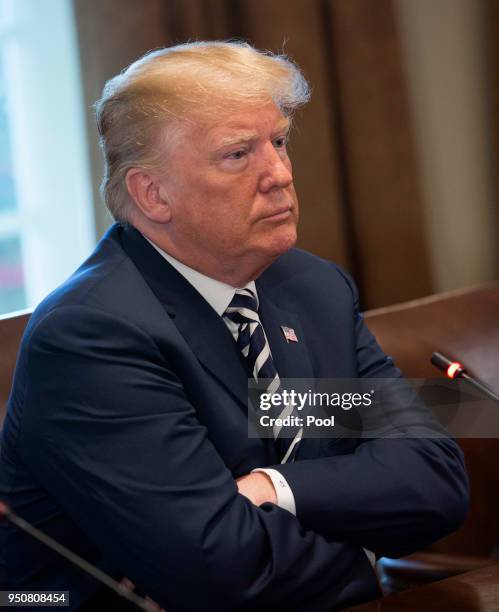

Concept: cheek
[[177, 174, 258, 241], [205, 186, 254, 227]]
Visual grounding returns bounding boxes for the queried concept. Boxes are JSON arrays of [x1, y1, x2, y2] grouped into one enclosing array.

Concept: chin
[[266, 226, 297, 258]]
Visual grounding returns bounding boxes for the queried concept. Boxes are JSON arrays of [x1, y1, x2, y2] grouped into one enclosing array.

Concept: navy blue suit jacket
[[0, 224, 468, 610]]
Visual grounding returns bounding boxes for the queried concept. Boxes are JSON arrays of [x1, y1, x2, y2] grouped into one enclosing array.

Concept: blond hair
[[94, 41, 310, 222]]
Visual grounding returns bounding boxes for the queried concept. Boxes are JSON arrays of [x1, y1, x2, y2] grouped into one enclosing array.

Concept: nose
[[259, 145, 293, 193]]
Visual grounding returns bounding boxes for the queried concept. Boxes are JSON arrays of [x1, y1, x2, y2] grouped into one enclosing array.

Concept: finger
[[145, 595, 162, 610], [120, 577, 136, 591]]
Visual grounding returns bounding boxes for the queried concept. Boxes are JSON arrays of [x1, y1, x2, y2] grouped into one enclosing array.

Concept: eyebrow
[[215, 120, 291, 150], [217, 133, 256, 148]]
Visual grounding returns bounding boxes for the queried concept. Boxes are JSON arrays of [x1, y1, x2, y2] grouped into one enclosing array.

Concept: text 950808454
[[0, 592, 69, 607]]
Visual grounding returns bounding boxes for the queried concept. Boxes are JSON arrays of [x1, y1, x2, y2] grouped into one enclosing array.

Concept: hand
[[236, 472, 277, 506], [120, 577, 166, 611]]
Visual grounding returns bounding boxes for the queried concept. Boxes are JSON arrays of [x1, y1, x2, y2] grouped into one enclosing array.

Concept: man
[[0, 41, 468, 610]]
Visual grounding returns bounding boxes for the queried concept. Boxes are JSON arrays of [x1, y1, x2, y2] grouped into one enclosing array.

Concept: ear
[[125, 168, 172, 223]]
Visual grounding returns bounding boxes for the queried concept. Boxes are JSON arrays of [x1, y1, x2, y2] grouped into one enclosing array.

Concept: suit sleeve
[[20, 304, 378, 611], [274, 268, 470, 558]]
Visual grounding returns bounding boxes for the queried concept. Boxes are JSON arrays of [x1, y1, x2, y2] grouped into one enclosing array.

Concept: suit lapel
[[120, 226, 250, 408], [169, 298, 251, 408], [256, 281, 314, 380]]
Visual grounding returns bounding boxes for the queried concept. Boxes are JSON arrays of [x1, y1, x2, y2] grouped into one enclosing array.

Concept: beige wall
[[395, 0, 498, 292]]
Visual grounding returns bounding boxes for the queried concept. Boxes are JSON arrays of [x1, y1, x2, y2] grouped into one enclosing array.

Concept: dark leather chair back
[[365, 284, 499, 556], [0, 311, 31, 426]]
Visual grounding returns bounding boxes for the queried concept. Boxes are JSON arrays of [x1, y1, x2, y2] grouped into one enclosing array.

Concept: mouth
[[262, 207, 293, 222]]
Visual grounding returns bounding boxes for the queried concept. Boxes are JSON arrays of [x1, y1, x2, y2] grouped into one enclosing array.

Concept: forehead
[[184, 103, 290, 146]]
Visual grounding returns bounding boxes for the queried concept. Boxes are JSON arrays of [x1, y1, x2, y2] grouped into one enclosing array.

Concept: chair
[[364, 283, 499, 591], [0, 310, 31, 426]]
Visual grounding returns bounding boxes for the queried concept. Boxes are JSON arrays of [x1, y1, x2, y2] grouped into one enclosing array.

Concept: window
[[0, 0, 95, 316]]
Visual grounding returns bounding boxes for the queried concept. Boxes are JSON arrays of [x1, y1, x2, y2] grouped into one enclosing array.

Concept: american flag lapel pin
[[281, 326, 298, 343]]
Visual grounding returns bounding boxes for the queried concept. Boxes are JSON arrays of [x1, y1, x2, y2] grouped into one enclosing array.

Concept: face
[[157, 102, 299, 284]]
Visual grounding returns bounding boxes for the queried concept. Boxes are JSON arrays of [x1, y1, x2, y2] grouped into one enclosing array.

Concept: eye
[[273, 135, 288, 150], [226, 149, 247, 160]]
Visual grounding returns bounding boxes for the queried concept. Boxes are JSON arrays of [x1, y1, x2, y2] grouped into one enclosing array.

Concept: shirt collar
[[143, 236, 257, 316]]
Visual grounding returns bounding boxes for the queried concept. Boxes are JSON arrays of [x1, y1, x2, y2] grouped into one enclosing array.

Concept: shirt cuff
[[252, 468, 296, 515]]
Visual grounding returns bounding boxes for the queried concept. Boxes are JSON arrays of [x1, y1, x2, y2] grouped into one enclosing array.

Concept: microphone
[[431, 352, 499, 405], [0, 502, 156, 611]]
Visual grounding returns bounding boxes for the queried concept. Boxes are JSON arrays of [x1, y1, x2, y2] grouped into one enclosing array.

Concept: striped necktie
[[223, 288, 302, 463]]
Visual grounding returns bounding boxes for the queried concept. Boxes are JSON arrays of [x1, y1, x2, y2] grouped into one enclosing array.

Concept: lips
[[263, 207, 293, 221]]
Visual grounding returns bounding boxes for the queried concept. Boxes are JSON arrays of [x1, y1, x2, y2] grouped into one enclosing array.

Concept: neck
[[136, 225, 274, 287]]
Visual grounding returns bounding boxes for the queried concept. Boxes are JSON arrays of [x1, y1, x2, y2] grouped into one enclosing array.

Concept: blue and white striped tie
[[224, 288, 302, 463]]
